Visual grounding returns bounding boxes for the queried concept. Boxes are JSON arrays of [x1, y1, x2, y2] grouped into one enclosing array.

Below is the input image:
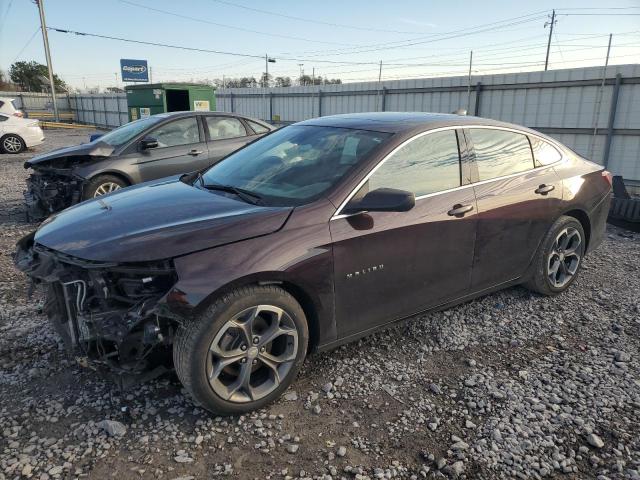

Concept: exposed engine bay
[[14, 232, 181, 387], [24, 166, 85, 220]]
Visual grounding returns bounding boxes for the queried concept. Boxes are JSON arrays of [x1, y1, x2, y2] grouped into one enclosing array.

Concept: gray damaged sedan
[[23, 111, 274, 219]]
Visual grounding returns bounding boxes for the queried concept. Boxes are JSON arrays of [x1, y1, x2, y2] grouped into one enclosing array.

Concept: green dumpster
[[125, 83, 216, 121]]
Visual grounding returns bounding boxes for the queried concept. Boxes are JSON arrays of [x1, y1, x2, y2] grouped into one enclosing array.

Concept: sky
[[0, 0, 639, 91]]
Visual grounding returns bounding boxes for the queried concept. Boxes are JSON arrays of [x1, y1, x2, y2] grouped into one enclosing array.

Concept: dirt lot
[[1, 129, 639, 480]]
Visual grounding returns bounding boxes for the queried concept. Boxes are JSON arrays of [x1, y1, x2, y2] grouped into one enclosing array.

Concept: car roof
[[297, 112, 540, 136], [153, 111, 267, 121]]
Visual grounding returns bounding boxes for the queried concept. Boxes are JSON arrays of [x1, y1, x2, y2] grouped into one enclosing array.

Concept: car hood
[[34, 177, 293, 262], [25, 141, 114, 168]]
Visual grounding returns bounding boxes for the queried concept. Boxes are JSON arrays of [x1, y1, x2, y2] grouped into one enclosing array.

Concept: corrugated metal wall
[[216, 64, 640, 183], [69, 95, 128, 128]]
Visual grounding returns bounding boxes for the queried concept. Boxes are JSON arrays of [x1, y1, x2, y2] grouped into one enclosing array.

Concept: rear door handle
[[447, 204, 474, 217], [535, 184, 555, 195], [189, 149, 204, 156]]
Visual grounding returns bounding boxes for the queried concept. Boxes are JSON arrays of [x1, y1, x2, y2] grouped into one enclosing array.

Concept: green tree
[[274, 76, 291, 87], [9, 61, 67, 92]]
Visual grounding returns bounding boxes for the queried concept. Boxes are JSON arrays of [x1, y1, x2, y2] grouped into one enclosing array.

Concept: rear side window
[[364, 130, 461, 197], [469, 129, 534, 181], [530, 137, 562, 167], [0, 115, 8, 122], [205, 117, 247, 140], [247, 120, 270, 134]]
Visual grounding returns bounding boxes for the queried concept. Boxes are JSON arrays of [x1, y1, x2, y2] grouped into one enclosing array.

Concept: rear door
[[466, 127, 564, 291], [203, 115, 255, 165], [136, 116, 209, 181], [330, 129, 478, 338]]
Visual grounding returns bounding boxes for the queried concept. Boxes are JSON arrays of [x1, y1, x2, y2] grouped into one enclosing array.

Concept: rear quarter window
[[530, 137, 563, 167]]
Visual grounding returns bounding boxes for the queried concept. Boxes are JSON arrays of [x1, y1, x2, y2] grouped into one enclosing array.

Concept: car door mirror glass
[[140, 136, 159, 150], [343, 188, 415, 214]]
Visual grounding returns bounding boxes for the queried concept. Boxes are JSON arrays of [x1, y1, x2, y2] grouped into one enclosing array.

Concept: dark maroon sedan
[[15, 112, 612, 414]]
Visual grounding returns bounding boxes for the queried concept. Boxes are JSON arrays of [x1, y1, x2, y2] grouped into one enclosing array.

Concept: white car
[[0, 113, 44, 154], [0, 97, 24, 117]]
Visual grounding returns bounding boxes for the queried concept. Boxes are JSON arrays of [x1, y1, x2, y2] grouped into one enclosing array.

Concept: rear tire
[[524, 215, 586, 296], [1, 134, 25, 154], [174, 285, 308, 415], [82, 174, 128, 200]]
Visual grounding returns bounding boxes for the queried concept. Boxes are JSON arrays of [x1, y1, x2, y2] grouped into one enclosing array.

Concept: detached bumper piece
[[24, 171, 84, 221], [14, 233, 180, 385]]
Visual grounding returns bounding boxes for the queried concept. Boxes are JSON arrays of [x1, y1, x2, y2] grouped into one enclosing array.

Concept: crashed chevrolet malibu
[[15, 113, 612, 415], [23, 111, 273, 219]]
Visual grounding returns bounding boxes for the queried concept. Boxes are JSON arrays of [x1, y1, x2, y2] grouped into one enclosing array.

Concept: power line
[[208, 0, 429, 35], [119, 0, 358, 47], [12, 27, 41, 63]]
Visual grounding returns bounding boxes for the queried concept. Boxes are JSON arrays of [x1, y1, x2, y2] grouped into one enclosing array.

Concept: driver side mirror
[[140, 136, 158, 150], [343, 188, 415, 215]]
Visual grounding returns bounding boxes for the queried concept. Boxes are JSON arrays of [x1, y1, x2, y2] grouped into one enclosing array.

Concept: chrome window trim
[[330, 124, 567, 221]]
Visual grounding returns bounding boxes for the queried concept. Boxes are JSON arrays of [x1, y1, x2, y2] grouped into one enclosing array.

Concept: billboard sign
[[120, 59, 149, 82]]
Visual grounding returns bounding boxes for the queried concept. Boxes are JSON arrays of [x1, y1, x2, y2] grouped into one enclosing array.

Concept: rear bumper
[[587, 191, 612, 253], [22, 127, 45, 148]]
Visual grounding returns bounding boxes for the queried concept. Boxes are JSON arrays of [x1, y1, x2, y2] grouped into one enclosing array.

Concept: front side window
[[97, 116, 162, 147], [362, 130, 461, 197], [205, 117, 247, 140], [0, 114, 8, 122], [470, 129, 534, 181], [530, 137, 562, 167], [201, 125, 391, 206], [152, 117, 200, 148]]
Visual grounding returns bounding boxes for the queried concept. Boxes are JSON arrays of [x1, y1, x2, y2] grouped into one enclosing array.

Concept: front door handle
[[447, 204, 474, 217], [535, 184, 555, 195], [189, 149, 204, 156]]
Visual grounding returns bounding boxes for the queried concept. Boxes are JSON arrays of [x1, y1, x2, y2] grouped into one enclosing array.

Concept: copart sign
[[120, 59, 149, 82]]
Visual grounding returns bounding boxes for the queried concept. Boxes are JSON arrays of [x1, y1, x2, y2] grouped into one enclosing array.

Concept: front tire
[[524, 215, 586, 295], [82, 174, 128, 200], [1, 134, 26, 154], [174, 285, 309, 415]]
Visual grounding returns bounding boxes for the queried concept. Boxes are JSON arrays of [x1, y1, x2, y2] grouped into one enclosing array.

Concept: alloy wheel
[[3, 136, 22, 153], [94, 182, 121, 197], [207, 305, 299, 403], [547, 227, 582, 288]]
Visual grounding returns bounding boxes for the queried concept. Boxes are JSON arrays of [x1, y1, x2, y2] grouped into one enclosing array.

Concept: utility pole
[[589, 33, 613, 159], [298, 64, 304, 85], [466, 51, 473, 113], [114, 72, 118, 88], [378, 60, 382, 83], [312, 67, 315, 85], [149, 66, 153, 83], [35, 0, 59, 121], [222, 74, 226, 89], [544, 10, 556, 71]]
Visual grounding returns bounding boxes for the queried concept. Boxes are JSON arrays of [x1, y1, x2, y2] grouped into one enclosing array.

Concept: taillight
[[601, 170, 613, 187], [13, 111, 24, 118]]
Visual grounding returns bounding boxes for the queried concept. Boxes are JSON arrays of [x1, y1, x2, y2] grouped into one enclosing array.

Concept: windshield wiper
[[202, 182, 263, 205]]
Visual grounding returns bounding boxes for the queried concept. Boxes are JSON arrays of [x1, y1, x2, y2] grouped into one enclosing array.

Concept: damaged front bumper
[[15, 232, 182, 385], [24, 169, 85, 221]]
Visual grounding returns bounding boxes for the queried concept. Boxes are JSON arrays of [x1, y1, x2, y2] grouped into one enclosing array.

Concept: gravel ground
[[1, 129, 639, 480]]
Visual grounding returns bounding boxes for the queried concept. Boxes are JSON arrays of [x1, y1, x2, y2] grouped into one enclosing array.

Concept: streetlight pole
[[35, 0, 59, 121]]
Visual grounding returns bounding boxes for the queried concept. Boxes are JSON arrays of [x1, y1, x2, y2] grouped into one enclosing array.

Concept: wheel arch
[[561, 208, 591, 251], [88, 170, 134, 186], [190, 272, 323, 353]]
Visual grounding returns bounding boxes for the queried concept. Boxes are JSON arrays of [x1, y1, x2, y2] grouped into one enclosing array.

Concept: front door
[[203, 115, 255, 165], [465, 128, 564, 291], [330, 129, 478, 339], [136, 116, 209, 181]]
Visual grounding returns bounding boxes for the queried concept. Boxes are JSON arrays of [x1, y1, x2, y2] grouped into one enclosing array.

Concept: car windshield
[[200, 125, 392, 207], [96, 116, 162, 147]]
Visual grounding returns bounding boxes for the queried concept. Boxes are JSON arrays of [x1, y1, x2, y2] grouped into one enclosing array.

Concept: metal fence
[[1, 91, 128, 128], [68, 95, 128, 128], [215, 64, 640, 185]]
